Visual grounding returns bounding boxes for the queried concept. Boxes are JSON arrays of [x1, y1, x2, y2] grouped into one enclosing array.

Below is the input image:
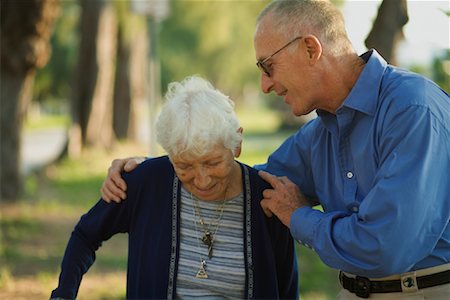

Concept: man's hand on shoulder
[[100, 157, 146, 203], [258, 170, 311, 228]]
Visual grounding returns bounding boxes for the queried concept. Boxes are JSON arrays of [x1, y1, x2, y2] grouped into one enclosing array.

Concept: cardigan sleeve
[[49, 160, 148, 300], [50, 199, 131, 299], [51, 157, 174, 299]]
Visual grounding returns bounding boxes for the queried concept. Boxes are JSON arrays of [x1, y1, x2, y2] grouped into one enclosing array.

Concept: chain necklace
[[191, 193, 227, 279]]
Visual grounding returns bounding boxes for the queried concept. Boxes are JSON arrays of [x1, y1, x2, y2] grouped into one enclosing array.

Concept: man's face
[[254, 18, 319, 116]]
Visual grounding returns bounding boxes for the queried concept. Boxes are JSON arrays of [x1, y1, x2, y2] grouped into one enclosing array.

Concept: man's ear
[[235, 127, 243, 158], [304, 34, 322, 64]]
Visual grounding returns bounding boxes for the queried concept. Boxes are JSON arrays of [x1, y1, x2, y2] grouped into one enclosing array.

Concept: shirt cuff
[[290, 206, 323, 249]]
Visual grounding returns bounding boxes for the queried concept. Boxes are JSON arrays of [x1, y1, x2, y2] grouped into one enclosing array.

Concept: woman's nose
[[194, 168, 211, 188]]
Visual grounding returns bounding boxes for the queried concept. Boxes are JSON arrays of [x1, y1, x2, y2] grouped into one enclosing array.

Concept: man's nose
[[260, 73, 274, 94]]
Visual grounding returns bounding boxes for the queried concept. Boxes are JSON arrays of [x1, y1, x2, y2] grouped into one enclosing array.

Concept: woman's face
[[171, 144, 239, 201]]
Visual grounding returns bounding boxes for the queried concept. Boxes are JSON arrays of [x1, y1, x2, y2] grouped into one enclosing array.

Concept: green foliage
[[298, 246, 340, 298], [431, 49, 450, 94], [33, 1, 80, 104], [159, 0, 269, 99]]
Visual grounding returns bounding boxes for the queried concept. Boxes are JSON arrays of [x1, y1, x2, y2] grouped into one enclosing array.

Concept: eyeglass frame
[[256, 36, 303, 77]]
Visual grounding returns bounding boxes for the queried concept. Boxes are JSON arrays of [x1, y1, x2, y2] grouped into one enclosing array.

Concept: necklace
[[191, 193, 227, 279]]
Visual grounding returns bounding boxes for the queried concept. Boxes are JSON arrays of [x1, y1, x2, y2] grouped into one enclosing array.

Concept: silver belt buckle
[[400, 271, 419, 292]]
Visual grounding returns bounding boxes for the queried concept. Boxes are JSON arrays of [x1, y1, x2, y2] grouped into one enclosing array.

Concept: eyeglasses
[[256, 36, 302, 77]]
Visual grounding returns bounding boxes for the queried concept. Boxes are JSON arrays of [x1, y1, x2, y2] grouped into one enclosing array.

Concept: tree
[[365, 0, 409, 65], [113, 1, 148, 141], [68, 0, 117, 155], [0, 0, 59, 201]]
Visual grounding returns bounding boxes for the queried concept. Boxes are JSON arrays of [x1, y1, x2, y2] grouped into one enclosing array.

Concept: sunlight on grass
[[237, 105, 281, 134], [24, 114, 70, 132]]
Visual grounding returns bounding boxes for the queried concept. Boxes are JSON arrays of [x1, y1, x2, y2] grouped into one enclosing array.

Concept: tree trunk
[[127, 25, 149, 143], [0, 0, 59, 201], [0, 70, 35, 201], [113, 5, 148, 142], [113, 26, 132, 140], [69, 0, 117, 155], [365, 0, 409, 65]]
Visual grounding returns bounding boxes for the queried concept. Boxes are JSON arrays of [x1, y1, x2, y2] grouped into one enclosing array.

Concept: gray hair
[[257, 0, 352, 55], [156, 76, 242, 157]]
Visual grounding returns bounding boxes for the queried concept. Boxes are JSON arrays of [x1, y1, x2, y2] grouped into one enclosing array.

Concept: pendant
[[202, 231, 212, 247], [202, 231, 213, 258], [196, 260, 208, 279]]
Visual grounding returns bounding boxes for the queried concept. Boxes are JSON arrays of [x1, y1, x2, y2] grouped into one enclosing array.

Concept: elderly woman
[[50, 76, 298, 299]]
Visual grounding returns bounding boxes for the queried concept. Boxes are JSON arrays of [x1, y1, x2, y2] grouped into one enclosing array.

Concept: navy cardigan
[[51, 156, 298, 299]]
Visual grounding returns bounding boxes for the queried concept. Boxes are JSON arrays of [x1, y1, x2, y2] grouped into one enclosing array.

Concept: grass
[[1, 107, 340, 299], [23, 114, 70, 132]]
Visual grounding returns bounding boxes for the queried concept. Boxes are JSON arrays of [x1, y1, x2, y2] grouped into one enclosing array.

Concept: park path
[[21, 127, 67, 174]]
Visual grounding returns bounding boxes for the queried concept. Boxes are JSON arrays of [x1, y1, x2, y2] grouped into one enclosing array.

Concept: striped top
[[176, 186, 246, 299]]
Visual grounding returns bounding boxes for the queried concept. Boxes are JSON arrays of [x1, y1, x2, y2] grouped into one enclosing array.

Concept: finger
[[100, 185, 122, 203], [278, 176, 290, 184], [260, 199, 274, 218], [111, 172, 127, 192], [104, 176, 127, 200], [102, 181, 125, 201], [124, 160, 138, 172], [258, 170, 280, 187], [109, 159, 127, 176], [262, 188, 276, 199]]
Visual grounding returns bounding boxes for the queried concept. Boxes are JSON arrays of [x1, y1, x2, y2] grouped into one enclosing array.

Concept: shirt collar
[[317, 49, 388, 119], [340, 49, 388, 116]]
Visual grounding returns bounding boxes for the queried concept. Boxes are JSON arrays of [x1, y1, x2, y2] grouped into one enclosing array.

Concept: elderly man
[[102, 1, 450, 299]]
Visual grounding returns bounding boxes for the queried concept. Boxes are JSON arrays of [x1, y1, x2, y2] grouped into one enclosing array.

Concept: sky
[[342, 0, 450, 66]]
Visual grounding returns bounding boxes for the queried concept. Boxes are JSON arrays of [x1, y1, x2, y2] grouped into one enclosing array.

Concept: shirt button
[[352, 206, 359, 213], [346, 172, 353, 179]]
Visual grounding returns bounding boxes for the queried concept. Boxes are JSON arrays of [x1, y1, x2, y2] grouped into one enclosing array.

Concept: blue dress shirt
[[257, 50, 450, 278]]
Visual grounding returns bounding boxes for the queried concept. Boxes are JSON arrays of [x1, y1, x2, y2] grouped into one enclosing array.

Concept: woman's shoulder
[[237, 162, 271, 190], [124, 155, 174, 182]]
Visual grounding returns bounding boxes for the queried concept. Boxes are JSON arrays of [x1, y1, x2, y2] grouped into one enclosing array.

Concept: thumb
[[123, 157, 146, 172]]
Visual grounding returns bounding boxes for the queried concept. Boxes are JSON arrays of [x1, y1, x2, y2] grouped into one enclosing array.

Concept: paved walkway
[[21, 127, 67, 174]]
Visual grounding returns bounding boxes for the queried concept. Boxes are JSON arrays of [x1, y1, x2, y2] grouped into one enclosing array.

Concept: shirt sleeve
[[290, 105, 450, 277], [255, 124, 319, 201]]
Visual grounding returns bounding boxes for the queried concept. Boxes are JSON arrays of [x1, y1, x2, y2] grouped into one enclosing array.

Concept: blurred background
[[0, 0, 448, 299]]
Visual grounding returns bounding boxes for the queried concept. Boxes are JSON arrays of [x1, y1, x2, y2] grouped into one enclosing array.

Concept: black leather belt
[[339, 269, 450, 298]]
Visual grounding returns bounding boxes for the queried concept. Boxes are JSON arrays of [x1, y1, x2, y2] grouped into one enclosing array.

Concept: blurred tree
[[365, 0, 409, 65], [0, 0, 59, 201], [113, 1, 148, 141], [432, 49, 450, 94], [68, 0, 117, 155], [33, 1, 79, 106], [159, 0, 268, 100]]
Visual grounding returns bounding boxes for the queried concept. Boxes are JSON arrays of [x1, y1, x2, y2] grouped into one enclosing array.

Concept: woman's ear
[[235, 127, 243, 158]]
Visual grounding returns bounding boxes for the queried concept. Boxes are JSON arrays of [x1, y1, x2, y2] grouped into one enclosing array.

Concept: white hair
[[156, 76, 242, 157]]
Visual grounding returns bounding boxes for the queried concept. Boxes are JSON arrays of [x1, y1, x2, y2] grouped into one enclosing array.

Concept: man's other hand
[[100, 157, 146, 203]]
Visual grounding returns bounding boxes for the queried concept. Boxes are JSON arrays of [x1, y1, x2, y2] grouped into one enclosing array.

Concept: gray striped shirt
[[176, 186, 245, 299]]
